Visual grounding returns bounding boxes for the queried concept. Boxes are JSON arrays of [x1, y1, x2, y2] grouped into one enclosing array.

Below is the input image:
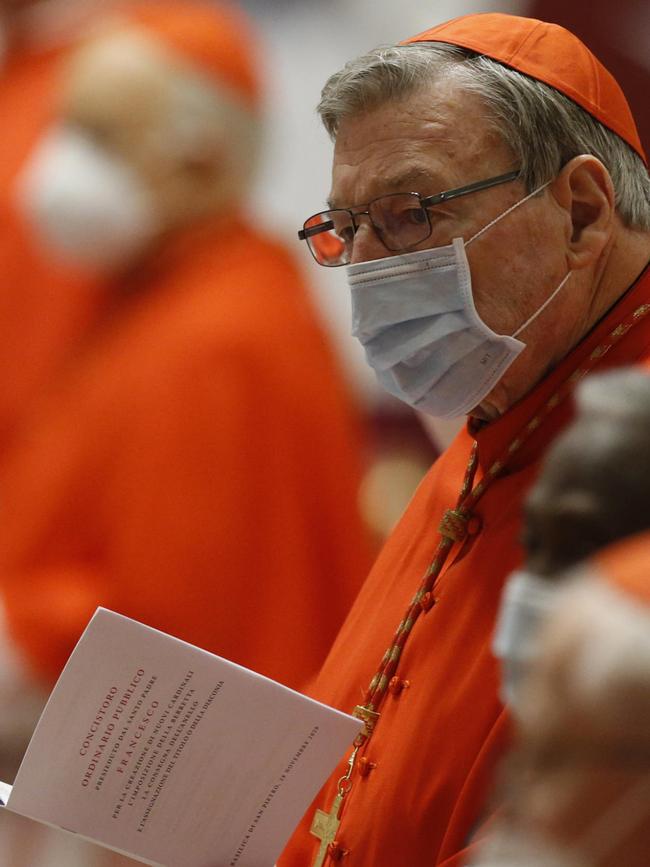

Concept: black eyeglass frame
[[298, 169, 521, 266]]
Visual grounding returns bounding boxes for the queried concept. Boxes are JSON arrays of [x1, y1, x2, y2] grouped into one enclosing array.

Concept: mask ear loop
[[465, 180, 552, 247], [512, 271, 572, 338], [463, 178, 571, 340]]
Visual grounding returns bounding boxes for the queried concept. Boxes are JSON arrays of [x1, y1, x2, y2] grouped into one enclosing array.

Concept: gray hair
[[164, 61, 262, 205], [541, 368, 650, 547], [318, 43, 650, 230], [548, 575, 650, 735], [576, 368, 650, 419], [80, 22, 262, 211]]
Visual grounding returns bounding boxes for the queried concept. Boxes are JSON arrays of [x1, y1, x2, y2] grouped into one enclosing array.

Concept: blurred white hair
[[542, 571, 650, 736]]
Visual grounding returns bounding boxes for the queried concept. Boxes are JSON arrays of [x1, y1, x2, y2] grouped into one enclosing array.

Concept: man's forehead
[[327, 84, 501, 210], [327, 165, 448, 210]]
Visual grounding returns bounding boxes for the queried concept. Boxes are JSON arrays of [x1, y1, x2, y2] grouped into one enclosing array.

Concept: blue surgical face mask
[[492, 569, 561, 711], [347, 183, 570, 418]]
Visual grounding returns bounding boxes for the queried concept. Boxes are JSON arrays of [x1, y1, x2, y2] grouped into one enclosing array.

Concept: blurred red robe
[[0, 40, 106, 463]]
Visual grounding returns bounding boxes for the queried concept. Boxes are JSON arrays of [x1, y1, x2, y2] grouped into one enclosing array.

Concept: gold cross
[[310, 791, 344, 867]]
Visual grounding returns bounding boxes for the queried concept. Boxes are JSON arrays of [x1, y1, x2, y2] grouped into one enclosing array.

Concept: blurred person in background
[[494, 369, 650, 708], [0, 0, 118, 463], [280, 11, 650, 867], [0, 0, 371, 721]]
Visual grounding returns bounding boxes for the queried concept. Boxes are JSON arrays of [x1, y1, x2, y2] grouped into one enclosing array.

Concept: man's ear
[[551, 155, 616, 271]]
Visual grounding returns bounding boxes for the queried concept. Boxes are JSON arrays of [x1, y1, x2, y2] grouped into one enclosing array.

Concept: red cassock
[[0, 43, 105, 462], [0, 217, 373, 691], [279, 264, 650, 866]]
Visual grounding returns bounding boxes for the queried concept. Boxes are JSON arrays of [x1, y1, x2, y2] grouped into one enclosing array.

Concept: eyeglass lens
[[303, 193, 431, 266]]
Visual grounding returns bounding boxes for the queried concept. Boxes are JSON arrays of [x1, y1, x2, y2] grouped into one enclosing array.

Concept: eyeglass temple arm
[[297, 169, 521, 240], [298, 220, 335, 241], [420, 170, 521, 208]]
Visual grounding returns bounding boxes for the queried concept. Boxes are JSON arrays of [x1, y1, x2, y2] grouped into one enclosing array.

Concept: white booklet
[[2, 608, 362, 866]]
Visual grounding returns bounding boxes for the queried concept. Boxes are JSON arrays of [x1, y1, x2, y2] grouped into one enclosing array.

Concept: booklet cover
[[0, 782, 10, 806], [3, 608, 362, 866]]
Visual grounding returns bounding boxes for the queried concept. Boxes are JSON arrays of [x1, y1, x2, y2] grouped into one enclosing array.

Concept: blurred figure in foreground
[[478, 369, 650, 866], [494, 369, 650, 708], [480, 555, 650, 867], [0, 0, 371, 694]]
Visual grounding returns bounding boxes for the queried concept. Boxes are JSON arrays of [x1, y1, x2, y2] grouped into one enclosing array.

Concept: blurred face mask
[[347, 183, 570, 418], [16, 124, 159, 271], [492, 569, 561, 710]]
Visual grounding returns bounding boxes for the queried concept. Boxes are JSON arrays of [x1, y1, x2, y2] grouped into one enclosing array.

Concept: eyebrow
[[327, 167, 447, 210]]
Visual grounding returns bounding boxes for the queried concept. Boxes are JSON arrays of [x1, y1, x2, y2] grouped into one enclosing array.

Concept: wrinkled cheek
[[470, 276, 516, 336]]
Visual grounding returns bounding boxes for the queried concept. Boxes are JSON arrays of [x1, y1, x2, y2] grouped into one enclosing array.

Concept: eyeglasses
[[298, 169, 521, 267]]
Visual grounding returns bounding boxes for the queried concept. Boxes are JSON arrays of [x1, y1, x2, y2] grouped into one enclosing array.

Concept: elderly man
[[280, 12, 650, 867]]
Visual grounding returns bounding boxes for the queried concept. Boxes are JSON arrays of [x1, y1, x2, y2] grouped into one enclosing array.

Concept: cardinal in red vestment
[[281, 12, 650, 867]]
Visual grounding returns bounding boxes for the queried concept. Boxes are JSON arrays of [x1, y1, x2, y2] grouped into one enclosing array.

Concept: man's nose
[[349, 219, 388, 265]]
